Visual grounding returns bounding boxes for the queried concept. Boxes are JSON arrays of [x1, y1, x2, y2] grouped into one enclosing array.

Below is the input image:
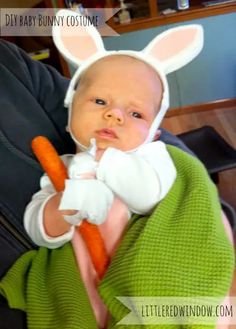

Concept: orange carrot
[[32, 136, 109, 279], [32, 137, 68, 192]]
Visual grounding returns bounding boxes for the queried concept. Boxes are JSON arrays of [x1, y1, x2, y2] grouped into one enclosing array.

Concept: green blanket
[[0, 146, 234, 329]]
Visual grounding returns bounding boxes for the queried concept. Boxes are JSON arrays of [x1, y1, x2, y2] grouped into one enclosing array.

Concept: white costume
[[24, 141, 176, 248]]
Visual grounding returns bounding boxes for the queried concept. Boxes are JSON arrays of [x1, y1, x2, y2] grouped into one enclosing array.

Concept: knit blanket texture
[[0, 145, 234, 329]]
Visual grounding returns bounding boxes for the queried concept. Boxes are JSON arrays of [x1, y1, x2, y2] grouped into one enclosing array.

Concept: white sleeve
[[135, 141, 177, 201], [24, 169, 75, 249], [96, 141, 176, 214]]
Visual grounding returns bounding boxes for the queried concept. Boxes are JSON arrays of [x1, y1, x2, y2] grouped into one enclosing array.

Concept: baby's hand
[[61, 210, 82, 226], [59, 179, 114, 225], [43, 192, 77, 236], [68, 152, 98, 179]]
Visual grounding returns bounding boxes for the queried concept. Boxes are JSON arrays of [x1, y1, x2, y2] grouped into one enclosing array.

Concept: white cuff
[[59, 179, 82, 211], [68, 152, 98, 179], [59, 178, 114, 225], [63, 212, 82, 226]]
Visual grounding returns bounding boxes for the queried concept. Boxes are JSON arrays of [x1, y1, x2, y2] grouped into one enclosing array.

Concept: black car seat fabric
[[0, 39, 74, 328], [0, 40, 74, 236]]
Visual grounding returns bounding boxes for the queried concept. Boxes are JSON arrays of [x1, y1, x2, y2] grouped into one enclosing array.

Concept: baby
[[0, 13, 233, 329], [24, 54, 177, 245], [23, 12, 205, 327], [24, 11, 204, 248]]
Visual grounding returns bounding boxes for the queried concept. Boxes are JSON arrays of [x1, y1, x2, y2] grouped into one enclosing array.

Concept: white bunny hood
[[52, 9, 204, 151]]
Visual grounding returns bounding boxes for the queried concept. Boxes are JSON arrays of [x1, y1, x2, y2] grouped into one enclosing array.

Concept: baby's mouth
[[95, 129, 118, 139]]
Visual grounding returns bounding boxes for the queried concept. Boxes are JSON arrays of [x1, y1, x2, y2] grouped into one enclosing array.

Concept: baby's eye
[[95, 98, 106, 106], [131, 112, 142, 119]]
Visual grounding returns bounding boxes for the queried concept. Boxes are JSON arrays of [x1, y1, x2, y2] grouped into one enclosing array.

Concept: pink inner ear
[[61, 24, 99, 61], [150, 28, 197, 61]]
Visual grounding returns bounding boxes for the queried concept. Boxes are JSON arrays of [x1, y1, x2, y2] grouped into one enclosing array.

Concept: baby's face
[[71, 55, 163, 152]]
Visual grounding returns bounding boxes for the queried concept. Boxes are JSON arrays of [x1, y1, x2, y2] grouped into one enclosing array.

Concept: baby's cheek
[[122, 125, 149, 150], [137, 124, 150, 141], [72, 118, 93, 142]]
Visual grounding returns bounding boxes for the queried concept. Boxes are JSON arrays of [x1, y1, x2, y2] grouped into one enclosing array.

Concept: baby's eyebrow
[[129, 99, 146, 109]]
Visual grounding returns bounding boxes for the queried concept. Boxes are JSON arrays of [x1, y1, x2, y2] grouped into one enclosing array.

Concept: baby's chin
[[76, 137, 147, 152], [95, 139, 144, 152]]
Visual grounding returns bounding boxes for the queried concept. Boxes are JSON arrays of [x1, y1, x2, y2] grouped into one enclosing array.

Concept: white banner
[[0, 8, 120, 36], [116, 296, 236, 325]]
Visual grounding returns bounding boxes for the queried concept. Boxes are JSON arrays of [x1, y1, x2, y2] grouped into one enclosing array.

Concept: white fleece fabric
[[24, 142, 176, 248]]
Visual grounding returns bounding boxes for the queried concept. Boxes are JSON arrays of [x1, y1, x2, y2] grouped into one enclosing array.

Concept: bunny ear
[[52, 9, 105, 67], [143, 24, 204, 74]]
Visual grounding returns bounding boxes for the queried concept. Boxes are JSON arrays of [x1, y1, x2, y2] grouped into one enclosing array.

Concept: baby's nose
[[104, 107, 124, 124]]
